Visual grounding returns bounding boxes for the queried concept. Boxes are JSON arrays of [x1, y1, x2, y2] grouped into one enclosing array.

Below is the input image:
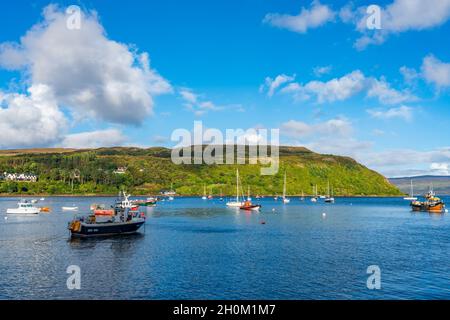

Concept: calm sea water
[[0, 196, 449, 300]]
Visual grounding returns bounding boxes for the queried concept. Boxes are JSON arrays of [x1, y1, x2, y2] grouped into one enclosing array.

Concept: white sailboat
[[202, 184, 207, 200], [7, 200, 40, 215], [282, 171, 290, 204], [324, 180, 335, 203], [403, 180, 417, 201], [247, 186, 252, 201], [311, 185, 318, 202], [226, 169, 244, 207]]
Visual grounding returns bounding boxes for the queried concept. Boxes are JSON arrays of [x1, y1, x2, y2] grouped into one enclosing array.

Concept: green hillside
[[0, 146, 401, 196]]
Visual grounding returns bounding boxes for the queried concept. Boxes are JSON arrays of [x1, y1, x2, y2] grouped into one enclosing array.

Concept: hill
[[0, 146, 402, 196], [389, 176, 450, 195]]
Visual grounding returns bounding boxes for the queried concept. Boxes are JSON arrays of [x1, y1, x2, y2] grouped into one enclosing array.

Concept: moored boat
[[68, 192, 145, 238], [411, 189, 445, 213], [226, 169, 244, 207], [7, 200, 40, 215], [239, 200, 261, 211]]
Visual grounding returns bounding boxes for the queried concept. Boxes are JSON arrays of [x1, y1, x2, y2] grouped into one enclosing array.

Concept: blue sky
[[0, 0, 450, 177]]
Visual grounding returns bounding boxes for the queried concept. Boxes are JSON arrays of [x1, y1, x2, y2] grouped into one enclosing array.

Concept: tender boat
[[68, 192, 145, 238], [133, 198, 157, 207], [7, 200, 40, 215], [240, 200, 261, 211], [62, 206, 78, 211]]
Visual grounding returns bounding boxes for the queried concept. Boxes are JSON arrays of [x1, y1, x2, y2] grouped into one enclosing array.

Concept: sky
[[0, 0, 450, 177]]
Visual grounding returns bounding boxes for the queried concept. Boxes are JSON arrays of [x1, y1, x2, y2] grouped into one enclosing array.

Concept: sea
[[0, 196, 449, 300]]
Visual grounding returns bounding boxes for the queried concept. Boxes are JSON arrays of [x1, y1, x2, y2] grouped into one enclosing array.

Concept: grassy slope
[[0, 146, 401, 196]]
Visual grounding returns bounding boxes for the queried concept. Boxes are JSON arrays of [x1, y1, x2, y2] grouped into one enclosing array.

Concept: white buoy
[[272, 208, 275, 212], [322, 212, 326, 218], [4, 216, 7, 220], [446, 209, 449, 213]]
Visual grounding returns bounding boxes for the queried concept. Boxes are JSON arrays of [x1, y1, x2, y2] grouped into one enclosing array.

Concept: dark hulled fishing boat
[[68, 192, 145, 238]]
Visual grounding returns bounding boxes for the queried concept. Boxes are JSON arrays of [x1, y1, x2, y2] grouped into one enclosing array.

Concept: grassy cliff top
[[0, 146, 401, 196]]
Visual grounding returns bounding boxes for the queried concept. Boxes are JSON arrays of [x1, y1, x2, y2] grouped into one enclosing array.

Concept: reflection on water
[[0, 196, 449, 299]]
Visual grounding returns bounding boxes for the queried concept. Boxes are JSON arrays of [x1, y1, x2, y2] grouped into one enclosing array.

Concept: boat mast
[[283, 171, 287, 199], [236, 169, 239, 203]]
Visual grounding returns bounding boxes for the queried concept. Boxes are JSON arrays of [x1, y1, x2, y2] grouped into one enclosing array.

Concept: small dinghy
[[239, 200, 261, 211], [62, 206, 78, 211]]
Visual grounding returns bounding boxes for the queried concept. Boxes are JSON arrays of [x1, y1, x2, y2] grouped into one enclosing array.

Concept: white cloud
[[349, 0, 450, 49], [0, 5, 172, 125], [61, 129, 126, 148], [367, 105, 413, 121], [281, 118, 353, 138], [366, 78, 415, 105], [282, 70, 366, 103], [263, 1, 335, 34], [0, 84, 67, 148], [260, 74, 295, 97], [266, 70, 415, 105], [280, 118, 374, 157], [179, 87, 225, 116], [313, 65, 332, 77], [430, 163, 449, 175], [400, 66, 419, 84], [359, 147, 450, 177], [421, 54, 450, 89]]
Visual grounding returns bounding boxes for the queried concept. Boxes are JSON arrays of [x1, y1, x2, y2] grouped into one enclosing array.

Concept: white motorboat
[[7, 201, 40, 215]]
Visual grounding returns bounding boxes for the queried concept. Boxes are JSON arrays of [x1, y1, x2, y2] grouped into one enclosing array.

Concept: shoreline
[[0, 193, 406, 198]]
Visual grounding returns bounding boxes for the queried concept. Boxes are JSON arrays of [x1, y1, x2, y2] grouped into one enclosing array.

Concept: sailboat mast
[[236, 169, 239, 203], [283, 171, 287, 198]]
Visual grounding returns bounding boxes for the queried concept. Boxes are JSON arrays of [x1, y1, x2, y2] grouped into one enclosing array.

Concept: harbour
[[1, 195, 450, 299]]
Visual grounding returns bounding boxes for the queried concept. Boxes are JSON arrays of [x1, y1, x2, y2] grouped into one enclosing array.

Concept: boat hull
[[69, 219, 145, 238], [411, 201, 445, 213], [239, 204, 261, 211], [6, 208, 40, 214]]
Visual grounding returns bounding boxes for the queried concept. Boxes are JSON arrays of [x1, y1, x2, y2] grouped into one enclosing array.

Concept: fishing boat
[[226, 169, 244, 207], [403, 180, 417, 201], [411, 188, 445, 213], [324, 181, 335, 203], [239, 200, 261, 211], [282, 171, 290, 204], [7, 200, 40, 215], [68, 192, 145, 238], [114, 191, 139, 211]]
